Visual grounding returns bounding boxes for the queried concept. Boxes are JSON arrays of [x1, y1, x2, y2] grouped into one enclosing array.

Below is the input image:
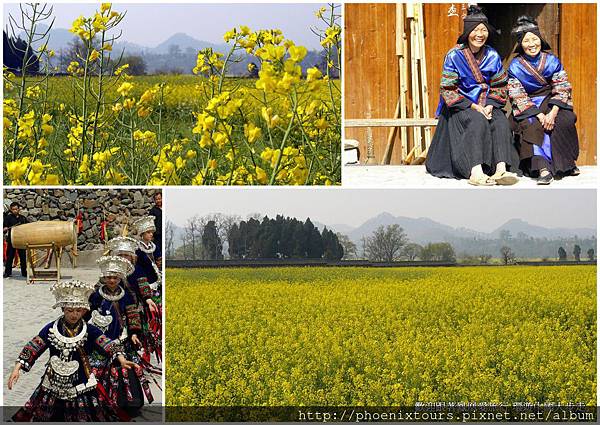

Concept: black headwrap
[[511, 15, 551, 54], [457, 5, 498, 45]]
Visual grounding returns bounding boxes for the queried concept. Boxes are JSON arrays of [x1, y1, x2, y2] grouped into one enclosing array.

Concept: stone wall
[[4, 189, 161, 251]]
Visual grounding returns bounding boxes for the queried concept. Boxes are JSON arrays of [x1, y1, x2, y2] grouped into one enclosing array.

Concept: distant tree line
[[167, 217, 595, 265], [167, 214, 343, 260], [449, 230, 596, 260], [357, 224, 457, 263], [228, 216, 343, 260]]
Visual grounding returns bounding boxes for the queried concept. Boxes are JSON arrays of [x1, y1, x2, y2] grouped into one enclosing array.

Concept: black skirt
[[12, 385, 121, 422], [426, 105, 520, 179], [509, 96, 579, 176]]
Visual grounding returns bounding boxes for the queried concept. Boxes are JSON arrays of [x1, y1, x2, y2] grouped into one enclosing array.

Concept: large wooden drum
[[11, 221, 77, 249]]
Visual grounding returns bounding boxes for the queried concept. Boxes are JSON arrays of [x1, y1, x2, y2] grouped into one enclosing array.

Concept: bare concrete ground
[[343, 164, 598, 188], [3, 266, 163, 421]]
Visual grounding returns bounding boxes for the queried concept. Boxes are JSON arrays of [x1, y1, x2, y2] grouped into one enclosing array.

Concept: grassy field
[[165, 266, 596, 407]]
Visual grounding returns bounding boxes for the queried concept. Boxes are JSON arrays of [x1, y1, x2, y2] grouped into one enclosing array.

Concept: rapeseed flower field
[[166, 266, 596, 407]]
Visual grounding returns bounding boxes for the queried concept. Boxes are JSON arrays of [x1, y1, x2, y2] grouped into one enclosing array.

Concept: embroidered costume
[[426, 7, 519, 180], [109, 226, 162, 366], [87, 256, 155, 414], [11, 280, 126, 422], [507, 16, 579, 176]]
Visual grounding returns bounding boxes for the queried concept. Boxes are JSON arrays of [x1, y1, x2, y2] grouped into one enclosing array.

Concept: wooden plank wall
[[423, 3, 465, 123], [346, 3, 597, 165], [560, 3, 596, 165], [344, 3, 400, 164]]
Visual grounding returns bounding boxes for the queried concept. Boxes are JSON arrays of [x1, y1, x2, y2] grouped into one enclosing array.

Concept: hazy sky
[[166, 189, 597, 233], [3, 2, 332, 49]]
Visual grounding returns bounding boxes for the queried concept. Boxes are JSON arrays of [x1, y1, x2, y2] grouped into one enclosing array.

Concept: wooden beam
[[345, 118, 438, 127]]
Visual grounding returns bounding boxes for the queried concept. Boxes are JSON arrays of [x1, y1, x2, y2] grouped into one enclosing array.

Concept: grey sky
[[3, 3, 332, 50], [165, 188, 597, 233]]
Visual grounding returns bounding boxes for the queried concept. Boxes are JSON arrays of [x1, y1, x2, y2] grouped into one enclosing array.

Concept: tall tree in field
[[307, 226, 324, 258], [292, 220, 308, 257], [500, 246, 515, 265], [184, 216, 201, 259], [587, 248, 595, 261], [227, 223, 241, 259], [202, 220, 223, 260], [365, 224, 407, 262], [558, 246, 567, 261], [256, 217, 277, 258], [321, 228, 343, 260], [244, 217, 261, 258], [279, 217, 296, 258], [336, 232, 357, 259], [165, 220, 175, 259], [573, 244, 581, 262]]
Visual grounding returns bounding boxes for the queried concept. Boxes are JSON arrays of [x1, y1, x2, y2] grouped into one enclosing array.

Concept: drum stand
[[25, 242, 61, 284]]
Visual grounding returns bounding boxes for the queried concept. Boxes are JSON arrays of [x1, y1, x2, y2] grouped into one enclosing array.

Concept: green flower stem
[[268, 93, 297, 185], [90, 30, 107, 162], [12, 3, 39, 161]]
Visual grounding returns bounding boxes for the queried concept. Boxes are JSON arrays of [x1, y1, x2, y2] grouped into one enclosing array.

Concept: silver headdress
[[97, 255, 133, 279], [107, 236, 138, 256], [50, 279, 95, 309], [132, 216, 156, 235]]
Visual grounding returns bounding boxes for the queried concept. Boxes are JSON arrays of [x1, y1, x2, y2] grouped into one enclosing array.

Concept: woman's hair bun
[[467, 5, 485, 16], [512, 15, 539, 36]]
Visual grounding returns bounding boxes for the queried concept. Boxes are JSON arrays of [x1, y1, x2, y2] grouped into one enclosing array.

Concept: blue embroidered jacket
[[436, 44, 508, 116]]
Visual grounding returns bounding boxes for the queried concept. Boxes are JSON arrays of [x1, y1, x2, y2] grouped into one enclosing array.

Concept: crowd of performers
[[426, 7, 580, 186], [7, 216, 162, 422]]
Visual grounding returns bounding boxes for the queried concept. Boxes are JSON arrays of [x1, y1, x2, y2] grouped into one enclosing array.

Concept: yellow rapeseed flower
[[89, 49, 100, 62], [254, 166, 268, 184], [117, 82, 134, 97], [306, 67, 322, 82], [288, 45, 307, 63], [123, 98, 136, 110], [244, 123, 262, 144]]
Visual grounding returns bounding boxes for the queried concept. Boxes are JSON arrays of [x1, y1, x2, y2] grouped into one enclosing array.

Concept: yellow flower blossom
[[117, 82, 134, 97], [314, 118, 328, 130], [239, 25, 251, 36], [255, 166, 268, 184], [244, 123, 262, 144], [199, 132, 213, 148], [306, 67, 322, 82], [6, 157, 30, 183], [89, 49, 100, 62], [223, 29, 236, 42], [44, 174, 60, 185], [288, 45, 307, 63], [114, 63, 129, 76], [191, 171, 204, 185], [123, 98, 136, 110], [213, 132, 228, 149], [67, 61, 80, 74]]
